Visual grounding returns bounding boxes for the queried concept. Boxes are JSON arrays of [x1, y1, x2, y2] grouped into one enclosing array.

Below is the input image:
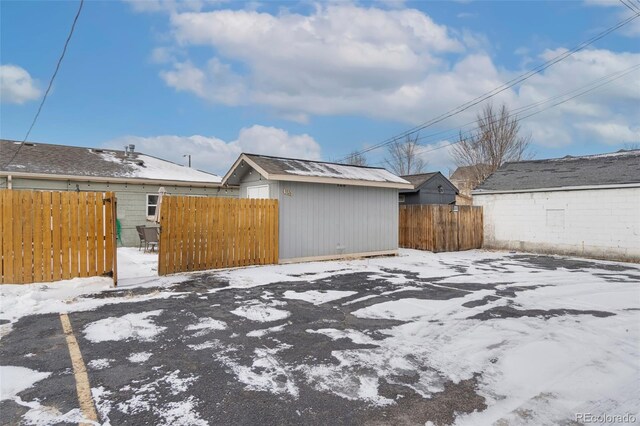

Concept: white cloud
[[103, 125, 321, 175], [140, 3, 638, 151], [576, 122, 640, 144], [0, 65, 41, 104], [160, 58, 247, 105]]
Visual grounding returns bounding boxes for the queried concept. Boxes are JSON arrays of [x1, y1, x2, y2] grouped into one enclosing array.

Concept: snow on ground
[[185, 317, 227, 332], [87, 358, 114, 370], [109, 369, 206, 426], [2, 248, 639, 425], [0, 248, 187, 338], [128, 352, 152, 363], [83, 310, 166, 343], [0, 366, 50, 401], [282, 289, 357, 305], [0, 367, 91, 425], [205, 250, 640, 424], [231, 302, 291, 322]]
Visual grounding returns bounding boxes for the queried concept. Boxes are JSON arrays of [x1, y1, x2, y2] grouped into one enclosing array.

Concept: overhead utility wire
[[369, 64, 640, 165], [340, 11, 640, 162], [3, 0, 85, 168]]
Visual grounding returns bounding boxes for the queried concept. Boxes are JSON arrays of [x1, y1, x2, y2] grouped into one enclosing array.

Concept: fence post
[[111, 194, 118, 287]]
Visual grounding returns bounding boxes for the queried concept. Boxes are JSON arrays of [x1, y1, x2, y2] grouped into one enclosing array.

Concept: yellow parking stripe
[[59, 313, 99, 425]]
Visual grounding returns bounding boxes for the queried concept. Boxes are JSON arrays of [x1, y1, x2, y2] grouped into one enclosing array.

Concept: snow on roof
[[279, 159, 408, 184], [0, 140, 221, 184], [99, 151, 220, 183], [232, 154, 411, 188]]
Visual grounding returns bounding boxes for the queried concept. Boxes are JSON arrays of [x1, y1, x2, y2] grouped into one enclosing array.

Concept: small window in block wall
[[546, 209, 565, 228]]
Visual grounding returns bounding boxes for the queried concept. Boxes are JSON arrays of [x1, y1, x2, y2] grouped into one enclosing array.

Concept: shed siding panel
[[474, 187, 640, 262], [277, 181, 398, 260]]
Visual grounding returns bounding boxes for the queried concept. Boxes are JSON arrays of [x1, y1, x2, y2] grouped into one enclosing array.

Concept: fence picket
[[398, 204, 483, 253], [157, 196, 278, 275]]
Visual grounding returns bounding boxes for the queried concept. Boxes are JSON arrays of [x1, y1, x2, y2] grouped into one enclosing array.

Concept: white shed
[[473, 150, 640, 262], [222, 153, 412, 263]]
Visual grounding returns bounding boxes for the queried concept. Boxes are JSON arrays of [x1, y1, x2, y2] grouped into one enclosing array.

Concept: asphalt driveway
[[1, 250, 638, 425]]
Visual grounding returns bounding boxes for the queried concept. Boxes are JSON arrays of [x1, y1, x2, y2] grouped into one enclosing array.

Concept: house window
[[399, 194, 405, 203], [247, 185, 269, 199], [147, 194, 159, 219]]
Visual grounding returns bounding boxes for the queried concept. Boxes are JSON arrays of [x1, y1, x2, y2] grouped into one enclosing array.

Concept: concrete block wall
[[474, 187, 640, 262]]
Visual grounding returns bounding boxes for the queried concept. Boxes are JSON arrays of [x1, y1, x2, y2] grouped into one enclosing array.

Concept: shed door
[[247, 185, 269, 199]]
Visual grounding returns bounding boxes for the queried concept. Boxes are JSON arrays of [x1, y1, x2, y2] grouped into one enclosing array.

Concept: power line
[[4, 0, 84, 168], [338, 11, 640, 162], [411, 63, 640, 146], [620, 0, 640, 13], [370, 63, 640, 166]]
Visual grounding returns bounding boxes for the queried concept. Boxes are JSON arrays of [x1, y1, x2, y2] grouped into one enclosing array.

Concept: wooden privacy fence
[[0, 190, 118, 285], [399, 204, 483, 252], [158, 196, 278, 275]]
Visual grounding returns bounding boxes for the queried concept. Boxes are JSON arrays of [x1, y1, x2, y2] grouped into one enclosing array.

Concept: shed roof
[[223, 153, 412, 189], [475, 149, 640, 193], [0, 139, 221, 185]]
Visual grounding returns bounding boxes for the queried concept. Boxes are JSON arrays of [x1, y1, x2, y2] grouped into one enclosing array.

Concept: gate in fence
[[0, 190, 118, 285], [158, 196, 278, 275], [399, 204, 483, 252]]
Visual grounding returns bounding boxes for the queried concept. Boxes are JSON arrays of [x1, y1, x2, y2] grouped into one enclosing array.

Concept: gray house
[[399, 172, 458, 205], [0, 140, 237, 246], [222, 153, 412, 263]]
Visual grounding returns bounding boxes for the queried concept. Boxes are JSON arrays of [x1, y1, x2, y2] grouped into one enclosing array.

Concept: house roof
[[475, 149, 640, 193], [450, 164, 491, 182], [400, 172, 459, 194], [0, 139, 221, 185], [400, 172, 438, 188], [223, 153, 412, 189]]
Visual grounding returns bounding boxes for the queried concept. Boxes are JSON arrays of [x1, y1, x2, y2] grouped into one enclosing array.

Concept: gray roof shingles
[[476, 150, 640, 192], [0, 139, 219, 183]]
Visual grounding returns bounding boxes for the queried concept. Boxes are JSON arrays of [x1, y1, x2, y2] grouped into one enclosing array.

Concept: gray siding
[[401, 174, 457, 205], [275, 181, 398, 260], [239, 171, 279, 199], [7, 177, 238, 247]]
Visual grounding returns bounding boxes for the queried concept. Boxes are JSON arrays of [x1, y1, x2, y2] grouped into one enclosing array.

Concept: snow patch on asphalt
[[128, 352, 153, 363], [246, 323, 288, 338], [115, 370, 205, 425], [283, 290, 357, 305], [216, 344, 298, 398], [185, 317, 227, 333], [14, 397, 87, 425], [0, 366, 51, 401], [87, 358, 114, 370], [83, 310, 166, 342], [231, 303, 290, 322], [307, 328, 376, 345]]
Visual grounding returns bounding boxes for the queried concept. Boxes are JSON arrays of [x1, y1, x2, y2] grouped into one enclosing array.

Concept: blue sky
[[1, 0, 638, 175]]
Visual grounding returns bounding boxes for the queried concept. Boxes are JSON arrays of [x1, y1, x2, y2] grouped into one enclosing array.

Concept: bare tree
[[451, 103, 532, 188], [623, 142, 640, 150], [344, 151, 368, 166], [385, 133, 426, 175]]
